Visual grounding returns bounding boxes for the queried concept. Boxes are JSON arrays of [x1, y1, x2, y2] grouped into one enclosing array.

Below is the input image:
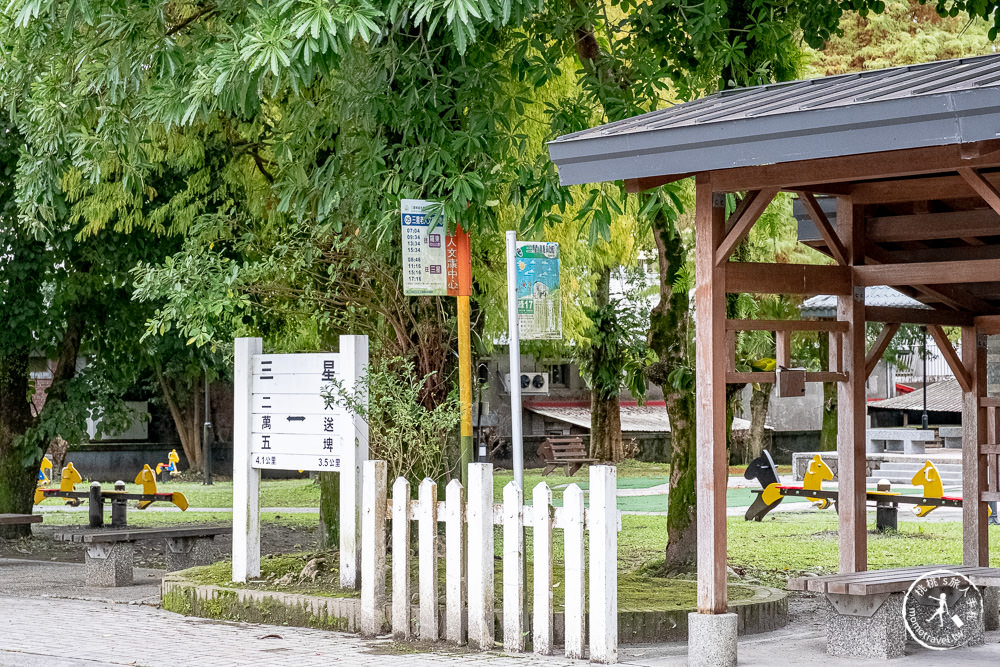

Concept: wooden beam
[[726, 371, 847, 383], [837, 197, 866, 574], [865, 306, 972, 326], [796, 192, 848, 266], [927, 325, 971, 393], [850, 173, 979, 205], [975, 315, 1000, 335], [863, 246, 993, 313], [776, 330, 791, 368], [854, 259, 1000, 287], [876, 244, 1000, 264], [624, 173, 693, 193], [694, 176, 728, 614], [725, 263, 851, 295], [864, 323, 899, 381], [958, 167, 1000, 216], [709, 140, 1000, 192], [714, 189, 778, 265], [962, 327, 988, 566], [867, 208, 1000, 243], [726, 319, 849, 332]]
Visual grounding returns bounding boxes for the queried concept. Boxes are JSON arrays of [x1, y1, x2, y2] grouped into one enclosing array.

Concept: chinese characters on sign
[[515, 241, 562, 339], [401, 199, 471, 297], [249, 353, 346, 471]]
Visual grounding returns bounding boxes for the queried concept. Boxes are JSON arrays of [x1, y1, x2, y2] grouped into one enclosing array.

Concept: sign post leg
[[340, 335, 369, 589], [458, 295, 473, 486], [233, 337, 262, 583]]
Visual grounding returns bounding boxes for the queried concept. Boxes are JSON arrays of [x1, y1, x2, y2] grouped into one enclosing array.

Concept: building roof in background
[[525, 401, 758, 432], [867, 378, 962, 413], [800, 286, 930, 318], [548, 53, 1000, 186]]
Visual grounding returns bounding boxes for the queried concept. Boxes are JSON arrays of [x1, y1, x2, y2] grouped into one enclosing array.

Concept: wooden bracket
[[714, 189, 779, 266], [864, 322, 900, 381], [796, 192, 848, 266], [958, 167, 1000, 216], [927, 324, 971, 392]]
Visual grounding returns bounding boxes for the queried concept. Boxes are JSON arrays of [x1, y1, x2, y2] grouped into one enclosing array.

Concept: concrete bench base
[[165, 536, 220, 572], [85, 542, 134, 587]]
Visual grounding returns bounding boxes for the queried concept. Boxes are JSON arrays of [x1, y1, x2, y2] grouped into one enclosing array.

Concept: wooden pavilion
[[548, 53, 1000, 649]]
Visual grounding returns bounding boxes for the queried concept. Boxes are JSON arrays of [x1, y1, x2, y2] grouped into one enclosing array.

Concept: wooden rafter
[[726, 319, 848, 332], [975, 315, 1000, 335], [862, 246, 993, 313], [796, 192, 848, 265], [864, 322, 899, 381], [714, 189, 778, 265], [624, 173, 694, 193], [725, 263, 851, 295], [854, 259, 1000, 287], [850, 173, 985, 204], [867, 209, 1000, 243], [958, 167, 1000, 216], [927, 324, 971, 392]]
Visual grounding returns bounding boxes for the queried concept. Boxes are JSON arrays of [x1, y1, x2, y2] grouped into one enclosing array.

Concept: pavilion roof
[[548, 53, 1000, 187]]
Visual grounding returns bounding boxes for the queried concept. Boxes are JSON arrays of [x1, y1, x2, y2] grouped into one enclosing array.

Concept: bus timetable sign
[[250, 352, 348, 471]]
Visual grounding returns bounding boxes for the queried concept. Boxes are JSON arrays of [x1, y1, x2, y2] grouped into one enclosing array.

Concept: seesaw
[[744, 450, 963, 522], [34, 463, 189, 528]]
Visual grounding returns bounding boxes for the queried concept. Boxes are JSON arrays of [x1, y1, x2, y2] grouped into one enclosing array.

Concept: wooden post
[[532, 482, 553, 655], [360, 460, 387, 637], [232, 337, 262, 583], [391, 477, 411, 640], [694, 175, 728, 612], [339, 335, 369, 589], [563, 483, 586, 660], [502, 481, 524, 653], [467, 463, 494, 650], [418, 478, 439, 640], [963, 327, 989, 566], [837, 198, 867, 573], [445, 479, 466, 644], [589, 465, 618, 664]]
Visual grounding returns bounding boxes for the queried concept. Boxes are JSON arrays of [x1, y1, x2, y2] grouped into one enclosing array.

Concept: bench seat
[[54, 526, 231, 587], [789, 566, 1000, 659], [0, 514, 42, 526], [538, 436, 596, 476]]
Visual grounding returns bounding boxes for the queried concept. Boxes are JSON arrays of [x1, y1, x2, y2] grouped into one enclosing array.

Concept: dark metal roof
[[548, 53, 1000, 186], [868, 379, 962, 413], [799, 286, 928, 318]]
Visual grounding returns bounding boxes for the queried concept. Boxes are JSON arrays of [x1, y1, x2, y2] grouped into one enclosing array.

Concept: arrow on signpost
[[286, 416, 306, 422]]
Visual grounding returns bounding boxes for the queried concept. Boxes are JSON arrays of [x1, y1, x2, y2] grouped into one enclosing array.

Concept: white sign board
[[234, 336, 369, 589], [250, 352, 344, 471], [402, 198, 447, 296]]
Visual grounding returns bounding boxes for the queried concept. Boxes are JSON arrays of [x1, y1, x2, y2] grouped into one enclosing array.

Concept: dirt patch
[[0, 522, 319, 568]]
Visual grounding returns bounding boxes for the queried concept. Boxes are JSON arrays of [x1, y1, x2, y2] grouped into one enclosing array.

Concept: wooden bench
[[54, 526, 231, 587], [789, 565, 1000, 659], [537, 436, 596, 476], [0, 514, 42, 526]]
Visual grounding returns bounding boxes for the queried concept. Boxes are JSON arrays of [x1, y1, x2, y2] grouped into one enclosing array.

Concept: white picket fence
[[359, 460, 619, 663]]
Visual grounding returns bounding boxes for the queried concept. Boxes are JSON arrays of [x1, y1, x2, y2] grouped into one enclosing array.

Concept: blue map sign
[[515, 241, 561, 339]]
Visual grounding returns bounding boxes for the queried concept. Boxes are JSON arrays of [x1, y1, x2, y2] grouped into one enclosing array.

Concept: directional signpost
[[233, 336, 368, 589]]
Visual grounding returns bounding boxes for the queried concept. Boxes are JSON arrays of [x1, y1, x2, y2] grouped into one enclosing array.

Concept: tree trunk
[[154, 362, 202, 470], [0, 349, 40, 538], [820, 382, 838, 451], [646, 208, 698, 568], [746, 383, 773, 463], [318, 471, 340, 549], [589, 266, 625, 462]]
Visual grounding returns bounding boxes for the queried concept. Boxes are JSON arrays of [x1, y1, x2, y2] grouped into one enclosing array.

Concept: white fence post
[[391, 477, 412, 640], [445, 479, 466, 644], [467, 463, 494, 650], [418, 478, 439, 640], [361, 460, 387, 637], [502, 481, 524, 653], [232, 336, 262, 583], [532, 482, 553, 655], [589, 465, 618, 664], [563, 483, 585, 659], [339, 335, 368, 590]]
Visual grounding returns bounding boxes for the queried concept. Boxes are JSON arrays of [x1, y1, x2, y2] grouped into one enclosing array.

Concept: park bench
[[0, 514, 42, 527], [537, 436, 596, 476], [938, 425, 963, 449], [54, 526, 231, 587], [865, 427, 937, 454], [788, 565, 1000, 659]]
